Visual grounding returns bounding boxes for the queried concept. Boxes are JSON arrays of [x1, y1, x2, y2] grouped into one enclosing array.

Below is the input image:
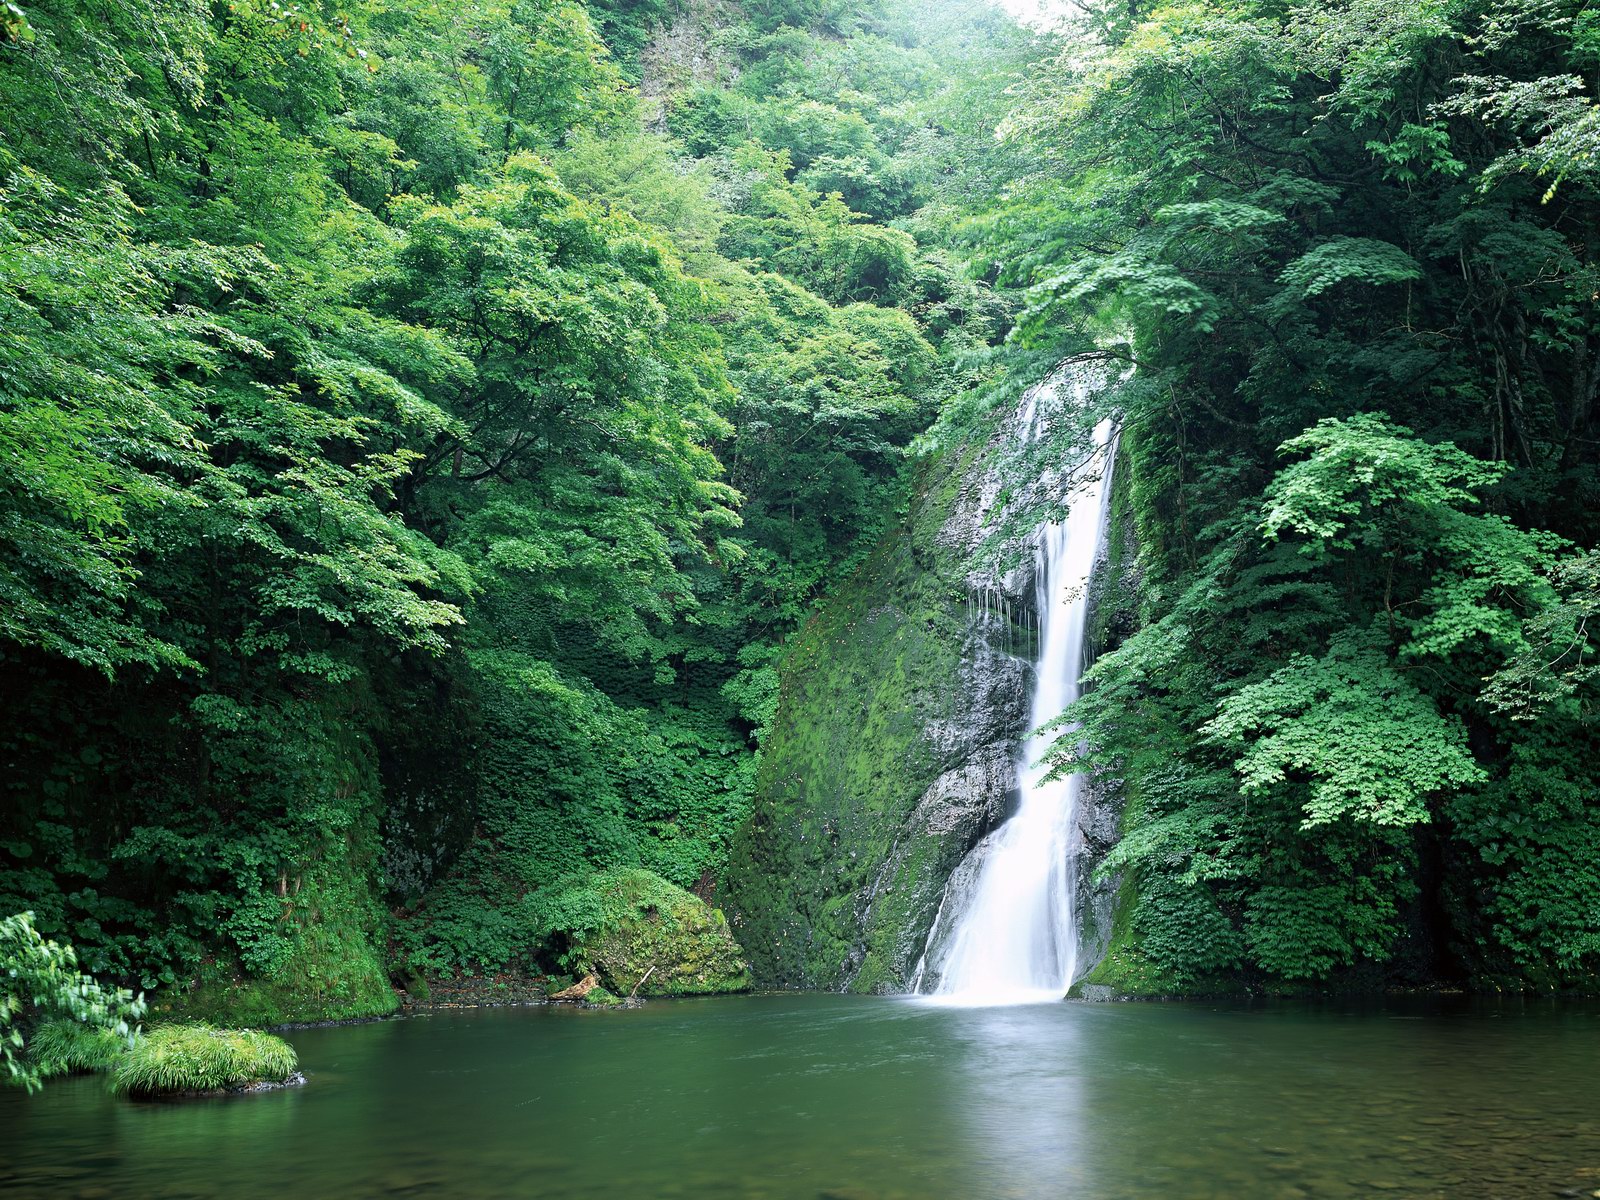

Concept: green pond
[[3, 994, 1597, 1199]]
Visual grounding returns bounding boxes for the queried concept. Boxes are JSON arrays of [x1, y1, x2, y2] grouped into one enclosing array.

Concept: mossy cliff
[[157, 857, 400, 1027], [724, 404, 1055, 992]]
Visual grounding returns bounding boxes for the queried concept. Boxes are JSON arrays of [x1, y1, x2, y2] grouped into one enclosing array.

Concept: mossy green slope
[[724, 431, 1027, 992], [158, 859, 400, 1026]]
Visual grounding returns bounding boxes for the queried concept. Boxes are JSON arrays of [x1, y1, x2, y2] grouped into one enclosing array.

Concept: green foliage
[[0, 179, 219, 674], [1122, 874, 1244, 990], [1264, 415, 1505, 551], [166, 866, 401, 1026], [2, 0, 1015, 1010], [371, 0, 1016, 982], [1, 912, 143, 1092], [1483, 552, 1600, 721], [1204, 629, 1484, 829], [110, 1024, 298, 1097], [1444, 730, 1600, 989], [27, 1018, 130, 1078], [1272, 237, 1422, 306], [387, 860, 528, 978], [998, 0, 1600, 992], [29, 0, 1599, 1012]]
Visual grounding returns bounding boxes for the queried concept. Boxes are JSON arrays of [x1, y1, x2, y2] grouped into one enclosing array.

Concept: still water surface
[[2, 994, 1597, 1199]]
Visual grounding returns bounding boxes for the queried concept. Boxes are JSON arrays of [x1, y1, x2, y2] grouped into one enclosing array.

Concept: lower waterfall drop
[[913, 375, 1116, 1006]]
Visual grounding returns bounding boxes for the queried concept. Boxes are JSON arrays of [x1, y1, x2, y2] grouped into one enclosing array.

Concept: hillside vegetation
[[3, 0, 1598, 1016], [0, 0, 1031, 1013]]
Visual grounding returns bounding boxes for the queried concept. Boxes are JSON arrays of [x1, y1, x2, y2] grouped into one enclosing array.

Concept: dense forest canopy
[[1007, 0, 1600, 990], [0, 0, 1033, 1015], [2, 0, 1597, 1022]]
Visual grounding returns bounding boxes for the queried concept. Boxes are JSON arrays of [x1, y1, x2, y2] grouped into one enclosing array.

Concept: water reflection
[[1, 995, 1596, 1199], [926, 1000, 1093, 1197]]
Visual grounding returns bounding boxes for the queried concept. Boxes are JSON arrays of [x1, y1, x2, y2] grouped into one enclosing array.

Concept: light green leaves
[[1483, 553, 1600, 721], [1263, 414, 1503, 549], [1023, 254, 1221, 340], [1289, 0, 1457, 118], [1156, 199, 1287, 238], [1439, 73, 1600, 198], [1204, 629, 1484, 828], [1365, 122, 1466, 182], [1, 912, 144, 1093], [1274, 237, 1422, 304], [1263, 413, 1562, 660], [0, 183, 215, 673]]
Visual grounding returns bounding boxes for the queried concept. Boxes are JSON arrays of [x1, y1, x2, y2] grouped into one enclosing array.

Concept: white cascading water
[[913, 373, 1116, 1006]]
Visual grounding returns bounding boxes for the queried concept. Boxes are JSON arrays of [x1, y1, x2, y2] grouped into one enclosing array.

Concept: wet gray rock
[[726, 367, 1129, 992], [1073, 983, 1120, 1003], [852, 371, 1130, 990]]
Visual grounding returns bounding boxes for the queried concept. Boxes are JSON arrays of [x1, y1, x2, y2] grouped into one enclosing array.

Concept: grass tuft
[[28, 1019, 132, 1078], [110, 1024, 298, 1097]]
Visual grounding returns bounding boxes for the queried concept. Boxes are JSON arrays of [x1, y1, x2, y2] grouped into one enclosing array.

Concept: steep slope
[[725, 373, 1134, 992]]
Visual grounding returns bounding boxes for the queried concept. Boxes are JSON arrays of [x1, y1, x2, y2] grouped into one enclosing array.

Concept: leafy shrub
[[1132, 873, 1246, 986], [27, 1018, 131, 1078], [388, 860, 532, 977], [110, 1024, 298, 1097], [2, 912, 144, 1092]]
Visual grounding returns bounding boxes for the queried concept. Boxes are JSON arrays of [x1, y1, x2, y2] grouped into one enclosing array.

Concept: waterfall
[[912, 372, 1116, 1006]]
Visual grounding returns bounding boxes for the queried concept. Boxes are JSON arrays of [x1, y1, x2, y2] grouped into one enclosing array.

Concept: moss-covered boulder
[[551, 869, 750, 997], [110, 1024, 301, 1097]]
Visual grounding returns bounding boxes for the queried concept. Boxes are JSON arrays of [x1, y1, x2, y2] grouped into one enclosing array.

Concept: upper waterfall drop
[[912, 370, 1117, 1006]]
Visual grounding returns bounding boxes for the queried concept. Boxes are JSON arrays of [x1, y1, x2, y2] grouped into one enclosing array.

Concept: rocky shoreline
[[131, 1072, 309, 1102]]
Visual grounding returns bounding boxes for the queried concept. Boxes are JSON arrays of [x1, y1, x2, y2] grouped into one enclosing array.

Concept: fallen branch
[[628, 966, 657, 1000], [550, 973, 599, 1002]]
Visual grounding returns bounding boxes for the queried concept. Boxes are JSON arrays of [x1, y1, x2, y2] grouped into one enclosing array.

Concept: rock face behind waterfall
[[1074, 487, 1141, 985], [723, 381, 1135, 992]]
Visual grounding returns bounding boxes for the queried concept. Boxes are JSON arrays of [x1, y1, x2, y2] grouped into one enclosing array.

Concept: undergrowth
[[110, 1024, 298, 1096], [27, 1019, 131, 1078]]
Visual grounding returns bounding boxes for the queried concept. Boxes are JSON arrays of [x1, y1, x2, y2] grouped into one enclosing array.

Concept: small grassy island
[[29, 1018, 302, 1101], [110, 1025, 301, 1099]]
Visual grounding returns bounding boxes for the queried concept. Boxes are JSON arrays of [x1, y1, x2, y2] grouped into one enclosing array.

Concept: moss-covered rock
[[724, 402, 1047, 992], [553, 868, 750, 997], [110, 1024, 301, 1097]]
